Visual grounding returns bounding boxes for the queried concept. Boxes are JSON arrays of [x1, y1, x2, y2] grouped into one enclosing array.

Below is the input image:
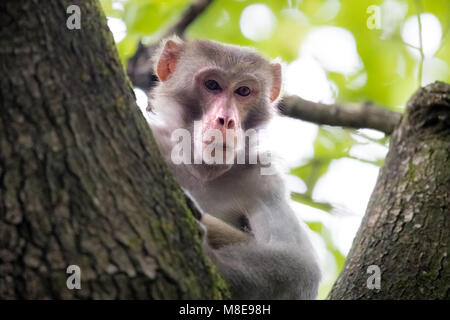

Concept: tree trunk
[[0, 0, 226, 299], [328, 81, 450, 299]]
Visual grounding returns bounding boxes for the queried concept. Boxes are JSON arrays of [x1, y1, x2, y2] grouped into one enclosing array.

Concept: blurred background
[[99, 0, 450, 299]]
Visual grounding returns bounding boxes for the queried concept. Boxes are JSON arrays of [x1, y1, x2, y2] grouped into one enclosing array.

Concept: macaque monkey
[[148, 36, 320, 299]]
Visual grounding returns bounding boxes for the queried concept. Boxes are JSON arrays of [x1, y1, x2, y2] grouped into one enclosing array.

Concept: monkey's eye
[[204, 79, 221, 91], [235, 86, 251, 97]]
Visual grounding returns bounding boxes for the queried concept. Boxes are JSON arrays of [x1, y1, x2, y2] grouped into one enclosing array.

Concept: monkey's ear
[[156, 38, 184, 82], [270, 63, 282, 102]]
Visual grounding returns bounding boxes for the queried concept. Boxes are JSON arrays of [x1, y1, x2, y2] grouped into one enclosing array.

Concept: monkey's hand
[[201, 214, 253, 250]]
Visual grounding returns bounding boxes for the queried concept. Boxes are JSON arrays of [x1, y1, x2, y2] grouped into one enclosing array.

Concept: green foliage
[[99, 0, 450, 298]]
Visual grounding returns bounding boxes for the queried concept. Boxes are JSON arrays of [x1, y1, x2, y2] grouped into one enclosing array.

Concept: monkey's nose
[[217, 117, 235, 129]]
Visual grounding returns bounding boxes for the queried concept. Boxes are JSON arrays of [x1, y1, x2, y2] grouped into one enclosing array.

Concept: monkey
[[147, 36, 321, 299]]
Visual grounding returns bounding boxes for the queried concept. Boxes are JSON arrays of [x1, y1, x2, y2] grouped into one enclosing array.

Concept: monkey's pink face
[[194, 67, 261, 152], [154, 38, 281, 176]]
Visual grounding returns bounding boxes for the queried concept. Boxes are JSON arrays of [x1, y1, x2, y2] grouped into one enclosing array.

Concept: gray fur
[[149, 38, 320, 299]]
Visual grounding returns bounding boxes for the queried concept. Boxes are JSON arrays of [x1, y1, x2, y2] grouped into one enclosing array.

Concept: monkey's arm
[[201, 213, 253, 249], [203, 176, 321, 300]]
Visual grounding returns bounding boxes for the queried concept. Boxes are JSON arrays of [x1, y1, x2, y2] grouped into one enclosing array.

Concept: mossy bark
[[0, 0, 226, 299], [328, 82, 450, 299]]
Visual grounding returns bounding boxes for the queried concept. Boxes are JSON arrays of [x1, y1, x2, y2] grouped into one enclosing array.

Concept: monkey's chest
[[191, 185, 252, 224], [187, 169, 265, 229]]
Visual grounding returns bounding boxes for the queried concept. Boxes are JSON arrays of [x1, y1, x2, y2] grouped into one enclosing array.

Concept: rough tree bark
[[0, 0, 226, 299], [328, 81, 450, 299]]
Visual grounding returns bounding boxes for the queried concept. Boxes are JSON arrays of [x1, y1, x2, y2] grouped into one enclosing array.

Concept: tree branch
[[127, 0, 215, 90], [279, 95, 402, 135], [161, 0, 215, 39]]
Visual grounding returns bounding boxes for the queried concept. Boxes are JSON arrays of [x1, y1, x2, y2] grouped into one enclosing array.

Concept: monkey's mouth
[[200, 141, 236, 162], [202, 142, 233, 151], [208, 143, 234, 152], [202, 139, 232, 150]]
